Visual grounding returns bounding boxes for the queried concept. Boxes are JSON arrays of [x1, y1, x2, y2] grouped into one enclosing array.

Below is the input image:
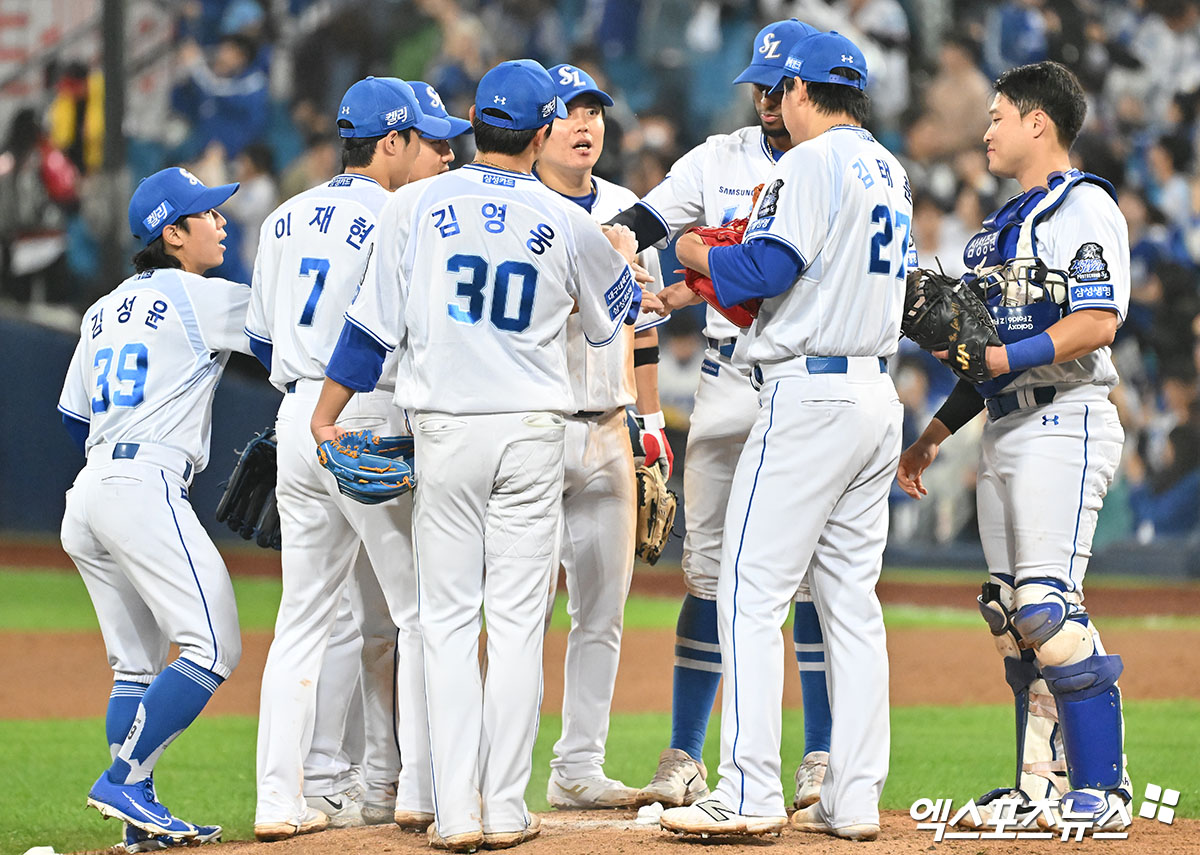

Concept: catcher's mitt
[[216, 428, 281, 550], [682, 220, 762, 328], [902, 267, 1001, 384], [317, 429, 415, 505], [635, 462, 678, 565]]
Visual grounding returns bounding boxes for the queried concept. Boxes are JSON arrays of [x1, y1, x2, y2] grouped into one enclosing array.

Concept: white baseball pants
[[413, 411, 565, 839], [712, 361, 901, 825]]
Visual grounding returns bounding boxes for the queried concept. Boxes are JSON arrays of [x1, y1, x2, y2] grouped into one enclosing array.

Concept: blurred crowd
[[5, 0, 1200, 545]]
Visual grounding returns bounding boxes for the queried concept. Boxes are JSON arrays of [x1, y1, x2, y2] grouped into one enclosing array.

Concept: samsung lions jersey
[[58, 269, 251, 471], [638, 126, 780, 340], [246, 173, 389, 392], [739, 125, 915, 364], [346, 164, 637, 415]]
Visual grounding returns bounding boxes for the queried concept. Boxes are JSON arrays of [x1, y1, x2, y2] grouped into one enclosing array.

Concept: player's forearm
[[932, 380, 984, 434], [918, 418, 953, 448], [989, 308, 1119, 374], [633, 328, 661, 413], [310, 378, 356, 443], [676, 233, 711, 277]]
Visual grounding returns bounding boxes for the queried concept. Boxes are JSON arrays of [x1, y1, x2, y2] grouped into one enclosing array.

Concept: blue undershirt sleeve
[[325, 321, 387, 392], [248, 337, 273, 373], [708, 239, 805, 308], [62, 412, 89, 455]]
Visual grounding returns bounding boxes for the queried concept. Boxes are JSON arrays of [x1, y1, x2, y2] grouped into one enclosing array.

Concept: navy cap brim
[[413, 113, 453, 139], [564, 88, 615, 107], [733, 63, 787, 87]]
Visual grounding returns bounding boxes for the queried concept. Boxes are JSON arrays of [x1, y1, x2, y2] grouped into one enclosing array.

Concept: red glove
[[680, 221, 762, 328], [634, 411, 673, 479]]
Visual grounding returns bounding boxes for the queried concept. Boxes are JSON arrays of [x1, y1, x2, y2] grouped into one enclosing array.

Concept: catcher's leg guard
[[1040, 653, 1125, 792]]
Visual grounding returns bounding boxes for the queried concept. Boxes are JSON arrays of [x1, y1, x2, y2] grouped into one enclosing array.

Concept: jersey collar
[[334, 173, 383, 188], [462, 163, 538, 182]]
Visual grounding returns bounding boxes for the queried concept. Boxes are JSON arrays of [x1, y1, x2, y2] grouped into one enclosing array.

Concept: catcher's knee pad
[[1041, 653, 1125, 791], [1012, 578, 1093, 666], [978, 576, 1021, 658]]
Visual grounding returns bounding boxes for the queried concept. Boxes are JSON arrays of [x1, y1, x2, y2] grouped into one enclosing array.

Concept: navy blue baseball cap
[[475, 59, 568, 131], [337, 76, 452, 139], [781, 31, 869, 90], [733, 19, 818, 87], [410, 80, 472, 139], [128, 167, 239, 246], [549, 64, 614, 107]]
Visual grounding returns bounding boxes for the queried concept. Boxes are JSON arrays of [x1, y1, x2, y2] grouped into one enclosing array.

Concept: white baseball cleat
[[481, 813, 542, 849], [305, 790, 364, 828], [393, 807, 436, 830], [792, 750, 828, 808], [790, 802, 879, 841], [659, 797, 786, 836], [1040, 789, 1133, 834], [360, 802, 393, 826], [253, 806, 329, 842], [639, 748, 710, 807], [427, 822, 485, 852], [547, 772, 642, 809]]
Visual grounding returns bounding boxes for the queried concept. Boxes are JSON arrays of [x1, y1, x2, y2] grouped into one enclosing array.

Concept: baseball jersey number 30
[[446, 253, 538, 332]]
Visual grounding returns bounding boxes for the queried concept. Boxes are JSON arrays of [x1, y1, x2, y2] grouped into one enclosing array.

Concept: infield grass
[[2, 701, 1196, 854]]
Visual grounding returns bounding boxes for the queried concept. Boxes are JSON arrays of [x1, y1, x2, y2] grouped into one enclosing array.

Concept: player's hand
[[654, 279, 703, 315], [630, 259, 656, 286], [640, 289, 666, 314], [311, 423, 345, 445], [604, 223, 638, 263], [634, 411, 674, 479], [896, 438, 940, 500], [931, 345, 1007, 379]]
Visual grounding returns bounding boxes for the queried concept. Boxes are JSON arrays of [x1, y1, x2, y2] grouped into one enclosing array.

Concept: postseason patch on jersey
[[1067, 242, 1110, 283], [605, 266, 635, 321], [757, 179, 783, 218]]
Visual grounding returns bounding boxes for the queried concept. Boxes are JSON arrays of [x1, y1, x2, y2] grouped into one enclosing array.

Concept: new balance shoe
[[547, 771, 641, 809], [790, 802, 880, 841], [394, 808, 436, 830], [306, 791, 364, 828], [792, 750, 828, 809], [86, 774, 197, 839], [427, 822, 485, 852], [659, 797, 786, 836], [122, 822, 222, 853], [1043, 789, 1133, 834], [482, 814, 542, 849], [640, 748, 710, 807], [254, 806, 329, 842]]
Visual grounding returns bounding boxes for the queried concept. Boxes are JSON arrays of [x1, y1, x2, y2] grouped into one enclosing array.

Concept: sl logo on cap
[[426, 85, 444, 109], [177, 167, 201, 186], [385, 107, 408, 125], [759, 32, 781, 58]]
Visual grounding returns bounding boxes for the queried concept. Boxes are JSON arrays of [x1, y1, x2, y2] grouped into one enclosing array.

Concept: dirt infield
[[74, 812, 1200, 855]]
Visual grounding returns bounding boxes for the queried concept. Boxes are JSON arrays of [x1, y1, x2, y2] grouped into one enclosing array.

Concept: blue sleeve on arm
[[708, 239, 805, 308], [248, 337, 273, 373], [325, 320, 387, 392], [62, 412, 89, 455]]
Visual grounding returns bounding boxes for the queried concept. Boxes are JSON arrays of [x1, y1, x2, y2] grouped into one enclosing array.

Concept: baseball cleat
[[659, 797, 786, 836], [253, 806, 329, 842], [427, 822, 485, 852], [86, 774, 198, 840], [640, 748, 710, 807], [790, 802, 880, 841], [306, 790, 365, 828], [547, 771, 642, 809], [394, 807, 436, 830], [122, 822, 222, 852], [1041, 788, 1133, 834], [481, 814, 542, 849], [951, 787, 1036, 830], [792, 750, 828, 808], [361, 802, 394, 826]]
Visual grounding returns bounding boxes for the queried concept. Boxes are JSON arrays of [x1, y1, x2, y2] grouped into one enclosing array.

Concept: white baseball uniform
[[59, 269, 250, 685], [345, 163, 637, 838], [246, 172, 429, 826], [545, 175, 664, 782], [711, 125, 912, 824], [637, 126, 787, 600]]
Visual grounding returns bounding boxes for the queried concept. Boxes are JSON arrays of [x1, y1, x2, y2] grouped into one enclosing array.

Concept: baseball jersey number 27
[[867, 204, 911, 280], [446, 253, 538, 332]]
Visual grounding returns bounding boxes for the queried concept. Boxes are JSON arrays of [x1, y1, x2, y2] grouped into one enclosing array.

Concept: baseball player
[[58, 167, 248, 851], [247, 76, 453, 842], [897, 61, 1132, 831], [534, 63, 667, 809], [656, 30, 909, 841], [608, 19, 834, 809], [310, 58, 645, 851], [300, 78, 472, 830]]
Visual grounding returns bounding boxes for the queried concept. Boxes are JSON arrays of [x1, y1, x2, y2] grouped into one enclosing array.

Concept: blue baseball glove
[[317, 430, 415, 505]]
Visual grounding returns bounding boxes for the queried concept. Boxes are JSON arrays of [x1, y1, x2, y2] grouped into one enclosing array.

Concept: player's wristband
[[633, 410, 666, 431], [633, 345, 660, 367], [1004, 332, 1056, 372], [933, 380, 985, 434]]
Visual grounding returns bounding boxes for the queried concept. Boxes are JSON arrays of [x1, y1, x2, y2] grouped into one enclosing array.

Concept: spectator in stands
[[919, 38, 992, 161], [981, 0, 1049, 78], [48, 61, 104, 175], [279, 133, 337, 201], [1147, 134, 1193, 228], [1129, 424, 1200, 540], [224, 142, 278, 275], [171, 33, 270, 161]]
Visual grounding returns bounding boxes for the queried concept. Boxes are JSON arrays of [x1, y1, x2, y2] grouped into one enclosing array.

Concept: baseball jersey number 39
[[91, 342, 149, 413], [446, 253, 538, 332]]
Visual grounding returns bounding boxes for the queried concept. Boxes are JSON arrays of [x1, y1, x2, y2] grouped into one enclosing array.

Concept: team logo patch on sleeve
[[1068, 242, 1110, 283], [605, 267, 635, 320], [757, 179, 784, 218]]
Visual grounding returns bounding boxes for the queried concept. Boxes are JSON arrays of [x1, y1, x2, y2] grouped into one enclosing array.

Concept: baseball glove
[[215, 428, 281, 550], [681, 220, 762, 328], [902, 267, 1001, 384], [635, 462, 678, 565], [317, 429, 415, 505]]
